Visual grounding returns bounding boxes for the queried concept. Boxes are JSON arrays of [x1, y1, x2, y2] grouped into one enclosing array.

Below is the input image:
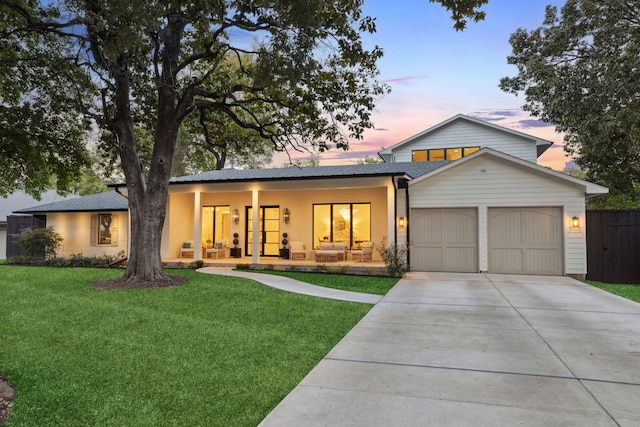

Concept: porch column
[[193, 191, 202, 260], [251, 188, 260, 264], [387, 180, 396, 246]]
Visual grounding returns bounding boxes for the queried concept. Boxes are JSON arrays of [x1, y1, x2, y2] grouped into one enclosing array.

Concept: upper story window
[[412, 146, 480, 162]]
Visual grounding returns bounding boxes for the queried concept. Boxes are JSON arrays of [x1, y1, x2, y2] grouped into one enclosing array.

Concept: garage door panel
[[524, 249, 562, 275], [489, 207, 563, 275], [523, 210, 561, 246], [443, 247, 477, 271], [490, 211, 523, 246], [489, 248, 523, 273], [411, 208, 478, 272]]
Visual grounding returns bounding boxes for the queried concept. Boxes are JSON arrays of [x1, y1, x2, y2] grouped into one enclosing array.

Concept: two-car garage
[[404, 149, 608, 277], [410, 207, 563, 275]]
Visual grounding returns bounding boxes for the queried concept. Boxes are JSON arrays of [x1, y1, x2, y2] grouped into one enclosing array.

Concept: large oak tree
[[1, 0, 488, 283], [500, 0, 640, 194]]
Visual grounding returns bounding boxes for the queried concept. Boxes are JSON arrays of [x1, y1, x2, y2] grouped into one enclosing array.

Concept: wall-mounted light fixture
[[399, 217, 405, 228], [232, 208, 240, 225], [571, 216, 580, 229], [283, 208, 290, 224]]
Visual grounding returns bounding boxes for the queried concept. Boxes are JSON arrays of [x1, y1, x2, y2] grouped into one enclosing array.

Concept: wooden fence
[[586, 210, 640, 284]]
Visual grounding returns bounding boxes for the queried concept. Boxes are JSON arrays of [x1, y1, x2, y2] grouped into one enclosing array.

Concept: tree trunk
[[118, 13, 186, 282]]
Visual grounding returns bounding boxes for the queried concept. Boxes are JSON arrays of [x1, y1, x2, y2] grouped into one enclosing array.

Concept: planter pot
[[279, 248, 290, 259], [230, 247, 242, 258]]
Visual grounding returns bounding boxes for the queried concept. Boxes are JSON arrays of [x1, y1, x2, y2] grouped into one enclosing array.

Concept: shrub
[[12, 227, 63, 260], [376, 236, 409, 278]]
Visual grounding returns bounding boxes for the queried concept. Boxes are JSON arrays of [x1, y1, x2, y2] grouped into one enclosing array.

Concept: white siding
[[392, 120, 537, 163], [409, 155, 587, 275]]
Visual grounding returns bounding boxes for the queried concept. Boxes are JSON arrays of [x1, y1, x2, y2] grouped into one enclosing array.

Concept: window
[[428, 149, 445, 161], [313, 203, 371, 248], [202, 206, 230, 247], [91, 213, 118, 246], [411, 146, 481, 162], [412, 150, 427, 162], [463, 146, 480, 156], [446, 148, 462, 160], [98, 214, 112, 245]]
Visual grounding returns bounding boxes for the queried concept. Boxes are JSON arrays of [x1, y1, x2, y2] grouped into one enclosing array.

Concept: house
[[12, 191, 129, 258], [15, 114, 608, 277], [0, 190, 78, 259]]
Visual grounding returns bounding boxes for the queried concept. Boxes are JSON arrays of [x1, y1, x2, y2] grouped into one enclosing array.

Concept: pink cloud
[[381, 75, 431, 85]]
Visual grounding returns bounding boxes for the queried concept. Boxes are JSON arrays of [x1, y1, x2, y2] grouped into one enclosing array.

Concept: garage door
[[488, 207, 563, 275], [410, 208, 478, 272]]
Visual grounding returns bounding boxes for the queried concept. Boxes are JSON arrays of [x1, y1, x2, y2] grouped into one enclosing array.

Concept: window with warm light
[[412, 150, 427, 162], [202, 206, 230, 247], [313, 203, 370, 248], [411, 146, 481, 162]]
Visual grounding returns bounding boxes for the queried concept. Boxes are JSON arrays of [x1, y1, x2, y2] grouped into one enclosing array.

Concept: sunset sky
[[274, 0, 570, 170]]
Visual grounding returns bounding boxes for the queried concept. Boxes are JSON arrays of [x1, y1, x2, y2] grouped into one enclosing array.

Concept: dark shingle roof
[[15, 162, 451, 214], [170, 161, 450, 184], [14, 190, 128, 214]]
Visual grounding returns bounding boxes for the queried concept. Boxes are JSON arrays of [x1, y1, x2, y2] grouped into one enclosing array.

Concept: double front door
[[246, 206, 280, 256]]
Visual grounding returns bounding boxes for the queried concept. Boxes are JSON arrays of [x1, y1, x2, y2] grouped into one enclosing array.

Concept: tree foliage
[[0, 2, 91, 197], [1, 0, 389, 282], [430, 0, 488, 31], [2, 0, 488, 283], [500, 0, 640, 194]]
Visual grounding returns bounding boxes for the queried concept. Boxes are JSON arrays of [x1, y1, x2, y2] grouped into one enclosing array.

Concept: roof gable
[[379, 114, 553, 161]]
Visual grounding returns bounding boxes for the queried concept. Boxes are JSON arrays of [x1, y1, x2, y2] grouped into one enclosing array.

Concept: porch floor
[[164, 256, 389, 276]]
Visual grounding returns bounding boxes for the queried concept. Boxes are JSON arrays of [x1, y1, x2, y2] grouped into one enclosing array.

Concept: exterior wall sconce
[[399, 217, 406, 228], [571, 216, 580, 229], [283, 208, 290, 224], [232, 208, 240, 225]]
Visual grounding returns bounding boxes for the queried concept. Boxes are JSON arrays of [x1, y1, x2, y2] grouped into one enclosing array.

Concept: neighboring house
[[0, 190, 78, 259], [14, 191, 129, 258], [15, 114, 608, 277]]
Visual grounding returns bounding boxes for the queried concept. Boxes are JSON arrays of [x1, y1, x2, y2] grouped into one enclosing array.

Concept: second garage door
[[411, 208, 478, 272], [488, 207, 563, 275]]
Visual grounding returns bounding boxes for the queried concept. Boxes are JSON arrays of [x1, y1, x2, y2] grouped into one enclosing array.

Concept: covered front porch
[[162, 172, 408, 269]]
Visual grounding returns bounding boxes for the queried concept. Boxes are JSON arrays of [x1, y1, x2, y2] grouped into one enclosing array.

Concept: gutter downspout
[[405, 180, 410, 267]]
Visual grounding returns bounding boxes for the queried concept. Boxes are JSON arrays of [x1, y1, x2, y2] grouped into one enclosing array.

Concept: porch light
[[571, 216, 580, 229], [283, 208, 290, 224], [399, 217, 405, 228], [232, 208, 240, 225]]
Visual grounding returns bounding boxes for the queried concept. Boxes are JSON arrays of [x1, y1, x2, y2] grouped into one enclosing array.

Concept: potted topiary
[[230, 233, 241, 258], [279, 233, 289, 259]]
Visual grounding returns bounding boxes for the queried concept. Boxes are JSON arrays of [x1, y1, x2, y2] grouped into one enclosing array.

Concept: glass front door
[[246, 206, 280, 256], [202, 206, 230, 247]]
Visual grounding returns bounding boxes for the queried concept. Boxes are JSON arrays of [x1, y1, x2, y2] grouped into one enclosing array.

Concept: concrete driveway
[[259, 272, 640, 426]]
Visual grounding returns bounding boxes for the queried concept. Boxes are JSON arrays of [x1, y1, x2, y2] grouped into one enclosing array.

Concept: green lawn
[[240, 270, 399, 295], [0, 266, 372, 426], [586, 280, 640, 303]]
